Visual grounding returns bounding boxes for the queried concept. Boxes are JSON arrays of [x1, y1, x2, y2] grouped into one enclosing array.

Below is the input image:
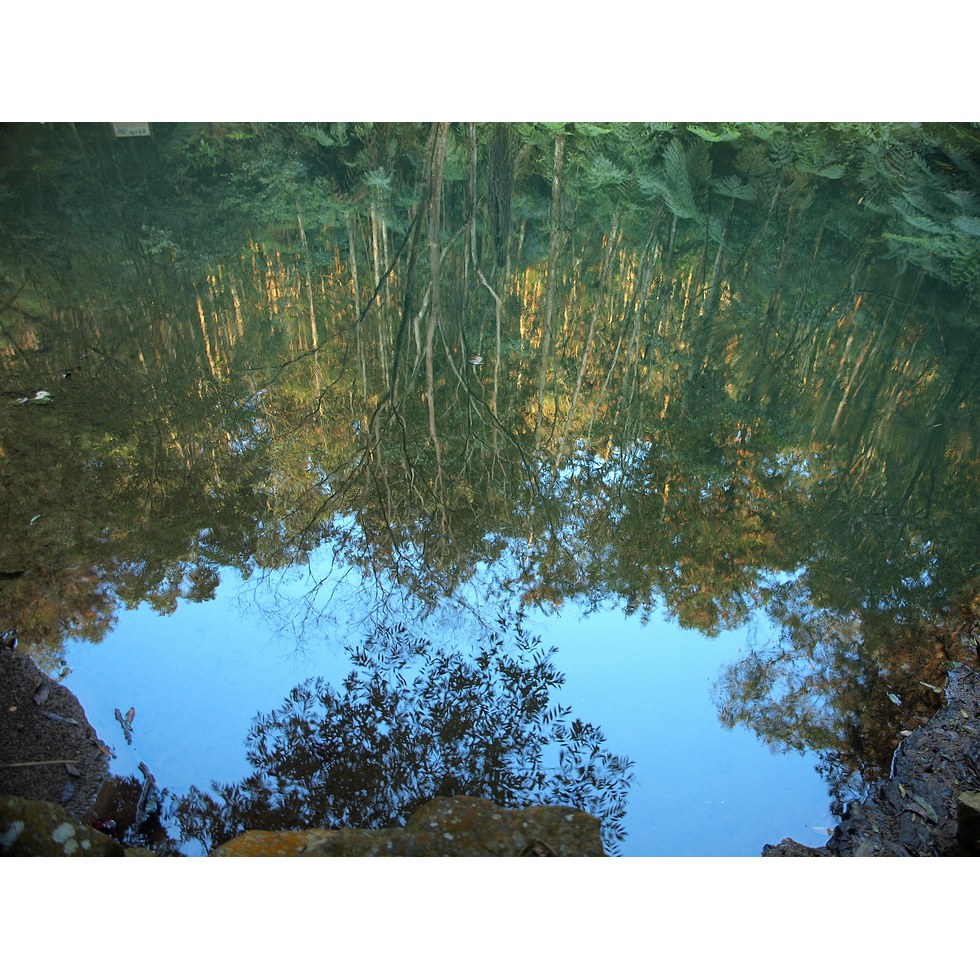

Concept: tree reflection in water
[[713, 579, 979, 815], [3, 122, 978, 853], [174, 613, 634, 854]]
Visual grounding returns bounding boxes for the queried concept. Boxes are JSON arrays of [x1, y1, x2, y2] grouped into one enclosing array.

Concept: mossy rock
[[1, 795, 125, 856], [211, 795, 606, 857]]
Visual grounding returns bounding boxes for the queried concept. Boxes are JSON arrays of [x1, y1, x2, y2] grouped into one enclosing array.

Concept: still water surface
[[1, 122, 976, 855], [60, 553, 836, 855]]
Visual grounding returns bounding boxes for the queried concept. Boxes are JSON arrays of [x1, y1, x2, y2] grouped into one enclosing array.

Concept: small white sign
[[111, 123, 151, 137]]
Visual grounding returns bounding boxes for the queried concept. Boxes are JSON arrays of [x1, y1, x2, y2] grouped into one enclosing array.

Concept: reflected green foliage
[[713, 579, 979, 813], [174, 615, 633, 854], [0, 304, 271, 658], [90, 774, 181, 856], [1, 121, 978, 820]]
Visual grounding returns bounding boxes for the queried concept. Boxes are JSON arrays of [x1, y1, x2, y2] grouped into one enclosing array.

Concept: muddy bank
[[0, 647, 110, 821]]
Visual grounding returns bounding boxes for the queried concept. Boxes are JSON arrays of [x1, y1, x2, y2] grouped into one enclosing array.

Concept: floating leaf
[[887, 692, 902, 705], [911, 794, 938, 822], [898, 783, 907, 798], [918, 681, 943, 693], [65, 762, 81, 777]]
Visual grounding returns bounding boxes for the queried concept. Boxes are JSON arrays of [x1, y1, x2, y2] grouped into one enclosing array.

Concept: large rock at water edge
[[210, 795, 606, 856]]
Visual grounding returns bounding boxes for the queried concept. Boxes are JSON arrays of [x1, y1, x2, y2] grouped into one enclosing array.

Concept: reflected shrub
[[175, 614, 634, 854]]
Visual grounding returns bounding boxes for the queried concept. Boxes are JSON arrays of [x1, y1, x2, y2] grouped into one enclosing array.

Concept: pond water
[[59, 552, 836, 855], [1, 122, 977, 856]]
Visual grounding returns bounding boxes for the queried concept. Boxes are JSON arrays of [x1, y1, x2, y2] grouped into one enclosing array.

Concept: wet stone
[[956, 791, 980, 855], [761, 838, 829, 857], [210, 795, 606, 857], [0, 795, 125, 856]]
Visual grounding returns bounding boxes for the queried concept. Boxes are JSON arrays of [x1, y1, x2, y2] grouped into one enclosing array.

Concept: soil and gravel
[[0, 648, 110, 822]]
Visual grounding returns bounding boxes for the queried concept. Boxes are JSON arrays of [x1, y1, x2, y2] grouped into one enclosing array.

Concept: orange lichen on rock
[[209, 829, 337, 857], [210, 796, 606, 857]]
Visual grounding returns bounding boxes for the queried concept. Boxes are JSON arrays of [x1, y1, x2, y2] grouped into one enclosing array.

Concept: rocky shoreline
[[3, 643, 979, 857], [763, 663, 980, 857]]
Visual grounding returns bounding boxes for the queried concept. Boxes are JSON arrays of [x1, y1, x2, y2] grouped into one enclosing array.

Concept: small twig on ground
[[0, 758, 81, 768]]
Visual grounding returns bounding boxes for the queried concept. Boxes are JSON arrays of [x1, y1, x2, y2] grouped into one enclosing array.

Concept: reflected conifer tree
[[174, 613, 634, 854]]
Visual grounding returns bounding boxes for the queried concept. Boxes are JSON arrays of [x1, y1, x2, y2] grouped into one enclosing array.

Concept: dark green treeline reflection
[[1, 122, 977, 835]]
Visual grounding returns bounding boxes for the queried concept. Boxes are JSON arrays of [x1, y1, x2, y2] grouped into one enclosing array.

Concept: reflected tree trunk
[[295, 203, 319, 349], [701, 197, 735, 330], [346, 215, 369, 399], [425, 122, 450, 497], [534, 132, 565, 450], [469, 124, 504, 424], [487, 123, 517, 273], [557, 213, 619, 459], [368, 202, 395, 378]]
